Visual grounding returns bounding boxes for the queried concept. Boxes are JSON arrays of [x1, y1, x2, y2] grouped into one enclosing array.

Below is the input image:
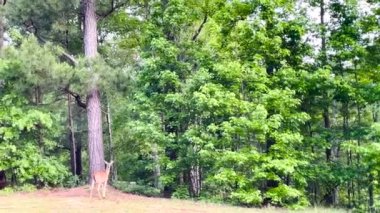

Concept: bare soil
[[0, 186, 284, 213]]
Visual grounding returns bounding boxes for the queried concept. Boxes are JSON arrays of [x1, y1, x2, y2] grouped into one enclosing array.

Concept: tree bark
[[323, 105, 331, 161], [319, 0, 338, 206], [368, 174, 374, 212], [0, 171, 6, 189], [324, 106, 339, 206], [76, 139, 83, 176], [35, 86, 44, 153], [320, 0, 327, 65], [87, 89, 105, 177], [106, 98, 116, 181], [189, 164, 201, 197], [84, 0, 97, 57], [84, 0, 105, 178], [0, 10, 5, 187], [68, 94, 77, 176], [0, 16, 3, 50], [152, 143, 161, 189], [368, 102, 378, 212]]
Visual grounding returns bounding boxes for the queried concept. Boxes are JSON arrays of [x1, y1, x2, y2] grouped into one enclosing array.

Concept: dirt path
[[0, 186, 283, 213]]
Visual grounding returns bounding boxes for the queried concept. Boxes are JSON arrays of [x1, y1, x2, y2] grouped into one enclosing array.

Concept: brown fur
[[89, 160, 114, 199]]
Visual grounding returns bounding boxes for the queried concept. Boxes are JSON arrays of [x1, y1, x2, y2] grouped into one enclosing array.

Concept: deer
[[89, 160, 114, 199]]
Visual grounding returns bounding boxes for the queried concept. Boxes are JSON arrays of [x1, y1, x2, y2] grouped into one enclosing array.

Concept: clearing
[[0, 186, 344, 213]]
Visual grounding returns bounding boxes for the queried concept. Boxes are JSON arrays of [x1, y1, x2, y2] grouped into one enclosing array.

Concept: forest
[[0, 0, 379, 211]]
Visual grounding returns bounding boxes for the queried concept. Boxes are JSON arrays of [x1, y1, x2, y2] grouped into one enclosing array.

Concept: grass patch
[[0, 187, 15, 196], [0, 184, 37, 196], [296, 207, 350, 212]]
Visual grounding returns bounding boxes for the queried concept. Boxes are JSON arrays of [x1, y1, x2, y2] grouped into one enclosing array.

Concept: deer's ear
[[110, 160, 114, 165], [104, 160, 109, 164]]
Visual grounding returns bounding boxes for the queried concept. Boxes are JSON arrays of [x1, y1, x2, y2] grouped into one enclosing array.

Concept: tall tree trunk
[[368, 174, 374, 212], [0, 5, 5, 188], [319, 0, 338, 206], [189, 164, 201, 197], [320, 0, 327, 65], [106, 98, 116, 181], [368, 102, 378, 212], [35, 86, 44, 153], [373, 102, 378, 123], [76, 139, 83, 176], [87, 90, 104, 176], [0, 16, 3, 50], [68, 94, 77, 176], [355, 72, 362, 163], [323, 107, 332, 161], [188, 140, 201, 197], [152, 143, 161, 189], [0, 171, 6, 189], [320, 0, 330, 162], [265, 137, 279, 191], [321, 0, 329, 160], [84, 0, 105, 178], [324, 105, 339, 206]]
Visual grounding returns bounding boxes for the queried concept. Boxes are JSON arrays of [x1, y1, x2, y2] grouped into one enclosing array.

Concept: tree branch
[[96, 1, 128, 20], [62, 86, 87, 109], [60, 51, 78, 66], [192, 14, 208, 41], [40, 35, 78, 66], [26, 23, 83, 108]]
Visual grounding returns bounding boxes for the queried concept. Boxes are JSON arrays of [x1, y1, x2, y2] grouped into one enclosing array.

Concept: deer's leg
[[89, 180, 95, 198], [102, 182, 107, 198], [97, 183, 102, 199]]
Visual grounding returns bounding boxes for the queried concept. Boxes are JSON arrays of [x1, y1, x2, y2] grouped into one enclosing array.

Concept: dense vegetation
[[0, 0, 379, 211]]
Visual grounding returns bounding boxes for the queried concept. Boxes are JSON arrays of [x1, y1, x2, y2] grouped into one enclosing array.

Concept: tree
[[2, 0, 380, 210], [83, 0, 105, 178], [0, 38, 71, 187]]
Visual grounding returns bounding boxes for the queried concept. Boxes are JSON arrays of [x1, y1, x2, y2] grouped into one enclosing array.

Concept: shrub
[[17, 183, 36, 192], [63, 175, 87, 188], [113, 181, 161, 197], [265, 184, 309, 209], [230, 189, 262, 206], [171, 185, 190, 199]]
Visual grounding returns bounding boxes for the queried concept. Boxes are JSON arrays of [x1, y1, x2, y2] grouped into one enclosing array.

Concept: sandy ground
[[0, 186, 287, 213]]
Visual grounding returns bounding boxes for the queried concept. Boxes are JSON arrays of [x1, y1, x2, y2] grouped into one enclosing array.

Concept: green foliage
[[172, 185, 190, 199], [0, 187, 15, 196], [0, 184, 37, 196], [0, 96, 69, 186], [113, 181, 161, 197], [63, 175, 85, 188], [0, 38, 70, 187], [4, 0, 82, 53], [2, 0, 380, 211], [16, 184, 37, 192], [265, 184, 309, 209], [230, 189, 262, 206]]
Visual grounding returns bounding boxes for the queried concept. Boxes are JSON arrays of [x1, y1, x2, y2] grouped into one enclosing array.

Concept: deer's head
[[104, 160, 114, 168]]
